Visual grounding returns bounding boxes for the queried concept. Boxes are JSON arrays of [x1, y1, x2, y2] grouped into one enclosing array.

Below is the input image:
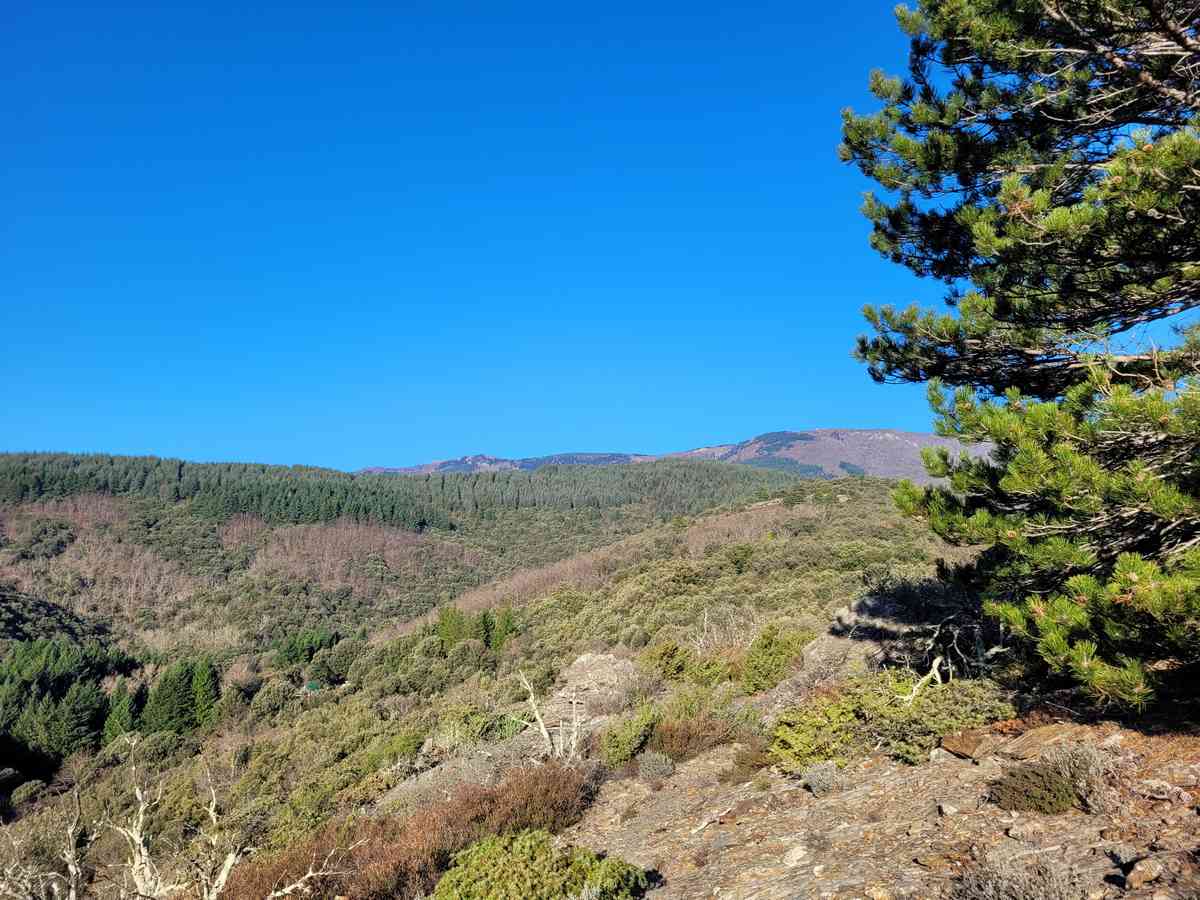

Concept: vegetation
[[771, 671, 1014, 769], [0, 453, 797, 530], [432, 830, 647, 900], [845, 1, 1200, 706]]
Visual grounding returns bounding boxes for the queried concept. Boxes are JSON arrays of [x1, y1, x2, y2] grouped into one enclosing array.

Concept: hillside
[[3, 467, 1196, 899], [364, 428, 972, 481]]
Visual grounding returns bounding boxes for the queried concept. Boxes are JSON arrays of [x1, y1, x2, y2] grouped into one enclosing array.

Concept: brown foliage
[[647, 714, 737, 763], [222, 762, 599, 900], [248, 520, 483, 599]]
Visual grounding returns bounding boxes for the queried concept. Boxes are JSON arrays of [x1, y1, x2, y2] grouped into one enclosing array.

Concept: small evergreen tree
[[843, 0, 1200, 705], [191, 659, 220, 728], [102, 678, 139, 746], [141, 661, 196, 734]]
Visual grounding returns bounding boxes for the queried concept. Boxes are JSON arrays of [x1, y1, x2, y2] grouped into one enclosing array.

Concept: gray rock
[[1109, 843, 1142, 867], [1124, 858, 1163, 890]]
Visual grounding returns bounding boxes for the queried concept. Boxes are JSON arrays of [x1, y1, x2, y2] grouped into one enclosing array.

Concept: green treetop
[[843, 0, 1200, 706]]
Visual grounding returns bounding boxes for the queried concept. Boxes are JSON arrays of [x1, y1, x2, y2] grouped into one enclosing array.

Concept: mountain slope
[[364, 428, 972, 482]]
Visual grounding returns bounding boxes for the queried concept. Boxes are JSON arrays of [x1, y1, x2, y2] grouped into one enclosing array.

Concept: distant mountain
[[362, 429, 976, 482]]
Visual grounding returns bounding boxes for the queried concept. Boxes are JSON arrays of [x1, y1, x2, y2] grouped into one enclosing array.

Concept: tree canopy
[[844, 0, 1200, 706]]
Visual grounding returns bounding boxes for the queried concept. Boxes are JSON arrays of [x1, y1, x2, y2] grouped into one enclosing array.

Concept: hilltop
[[363, 428, 970, 481]]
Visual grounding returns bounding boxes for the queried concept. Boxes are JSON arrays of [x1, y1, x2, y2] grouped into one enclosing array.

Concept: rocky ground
[[564, 721, 1200, 899]]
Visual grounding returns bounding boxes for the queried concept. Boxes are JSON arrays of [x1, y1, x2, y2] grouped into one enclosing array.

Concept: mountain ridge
[[362, 428, 972, 482]]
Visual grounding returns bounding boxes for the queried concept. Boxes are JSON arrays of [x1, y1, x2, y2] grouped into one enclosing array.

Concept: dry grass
[[223, 762, 599, 900]]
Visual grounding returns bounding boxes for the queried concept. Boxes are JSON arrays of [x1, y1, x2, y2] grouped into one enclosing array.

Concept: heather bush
[[225, 762, 599, 900], [990, 761, 1079, 815], [771, 671, 1013, 770], [432, 830, 647, 899]]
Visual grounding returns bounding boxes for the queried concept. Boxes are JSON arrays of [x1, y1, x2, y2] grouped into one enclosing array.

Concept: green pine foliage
[[843, 1, 1200, 706], [0, 453, 798, 530], [191, 659, 220, 728], [141, 661, 200, 734], [102, 679, 142, 746], [432, 830, 648, 900]]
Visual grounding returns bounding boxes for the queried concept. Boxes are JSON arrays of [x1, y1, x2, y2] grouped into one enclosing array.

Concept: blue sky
[[4, 2, 945, 470]]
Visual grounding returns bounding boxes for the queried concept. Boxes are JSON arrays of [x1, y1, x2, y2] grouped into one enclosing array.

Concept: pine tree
[[141, 662, 196, 734], [191, 659, 220, 728], [102, 678, 139, 746], [843, 1, 1200, 706]]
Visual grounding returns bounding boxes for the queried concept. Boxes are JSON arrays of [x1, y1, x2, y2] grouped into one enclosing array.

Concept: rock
[[1124, 858, 1163, 890], [1006, 821, 1045, 842], [938, 803, 959, 817], [1100, 827, 1123, 841], [783, 845, 809, 867], [1109, 843, 1142, 867], [996, 723, 1090, 760], [929, 747, 957, 764], [1137, 779, 1177, 800], [941, 728, 998, 760]]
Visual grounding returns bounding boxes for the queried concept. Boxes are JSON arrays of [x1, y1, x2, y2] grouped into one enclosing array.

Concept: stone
[[929, 747, 957, 764], [938, 803, 959, 817], [1109, 843, 1142, 867], [1124, 858, 1164, 890], [940, 728, 998, 760], [1006, 821, 1045, 842], [782, 845, 809, 867], [996, 723, 1090, 760], [1137, 779, 1176, 800]]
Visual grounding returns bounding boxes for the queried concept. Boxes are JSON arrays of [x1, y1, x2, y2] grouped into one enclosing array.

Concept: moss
[[432, 829, 648, 900]]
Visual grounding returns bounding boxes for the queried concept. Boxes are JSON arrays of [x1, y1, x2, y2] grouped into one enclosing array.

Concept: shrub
[[647, 714, 735, 763], [718, 736, 773, 784], [600, 705, 658, 768], [636, 750, 675, 782], [990, 761, 1079, 815], [225, 762, 599, 900], [949, 858, 1085, 900], [741, 624, 811, 693], [250, 680, 296, 719], [641, 641, 694, 682], [9, 779, 45, 806], [431, 829, 648, 900], [1039, 743, 1120, 814], [771, 672, 1014, 771]]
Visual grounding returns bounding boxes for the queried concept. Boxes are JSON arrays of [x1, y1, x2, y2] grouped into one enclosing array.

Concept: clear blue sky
[[4, 1, 944, 470]]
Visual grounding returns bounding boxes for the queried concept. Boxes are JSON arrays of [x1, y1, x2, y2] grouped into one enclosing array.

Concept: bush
[[771, 672, 1014, 771], [250, 680, 296, 719], [990, 761, 1079, 815], [636, 750, 675, 782], [741, 624, 811, 693], [432, 829, 648, 900], [950, 858, 1085, 900], [647, 714, 735, 763], [600, 705, 658, 768], [225, 762, 600, 900], [718, 736, 773, 784], [9, 779, 45, 806]]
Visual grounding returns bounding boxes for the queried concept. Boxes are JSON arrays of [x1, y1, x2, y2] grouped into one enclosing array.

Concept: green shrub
[[9, 780, 46, 806], [641, 640, 694, 682], [990, 761, 1079, 814], [600, 705, 659, 768], [741, 624, 812, 693], [432, 829, 647, 900], [250, 680, 296, 719], [771, 672, 1014, 770]]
